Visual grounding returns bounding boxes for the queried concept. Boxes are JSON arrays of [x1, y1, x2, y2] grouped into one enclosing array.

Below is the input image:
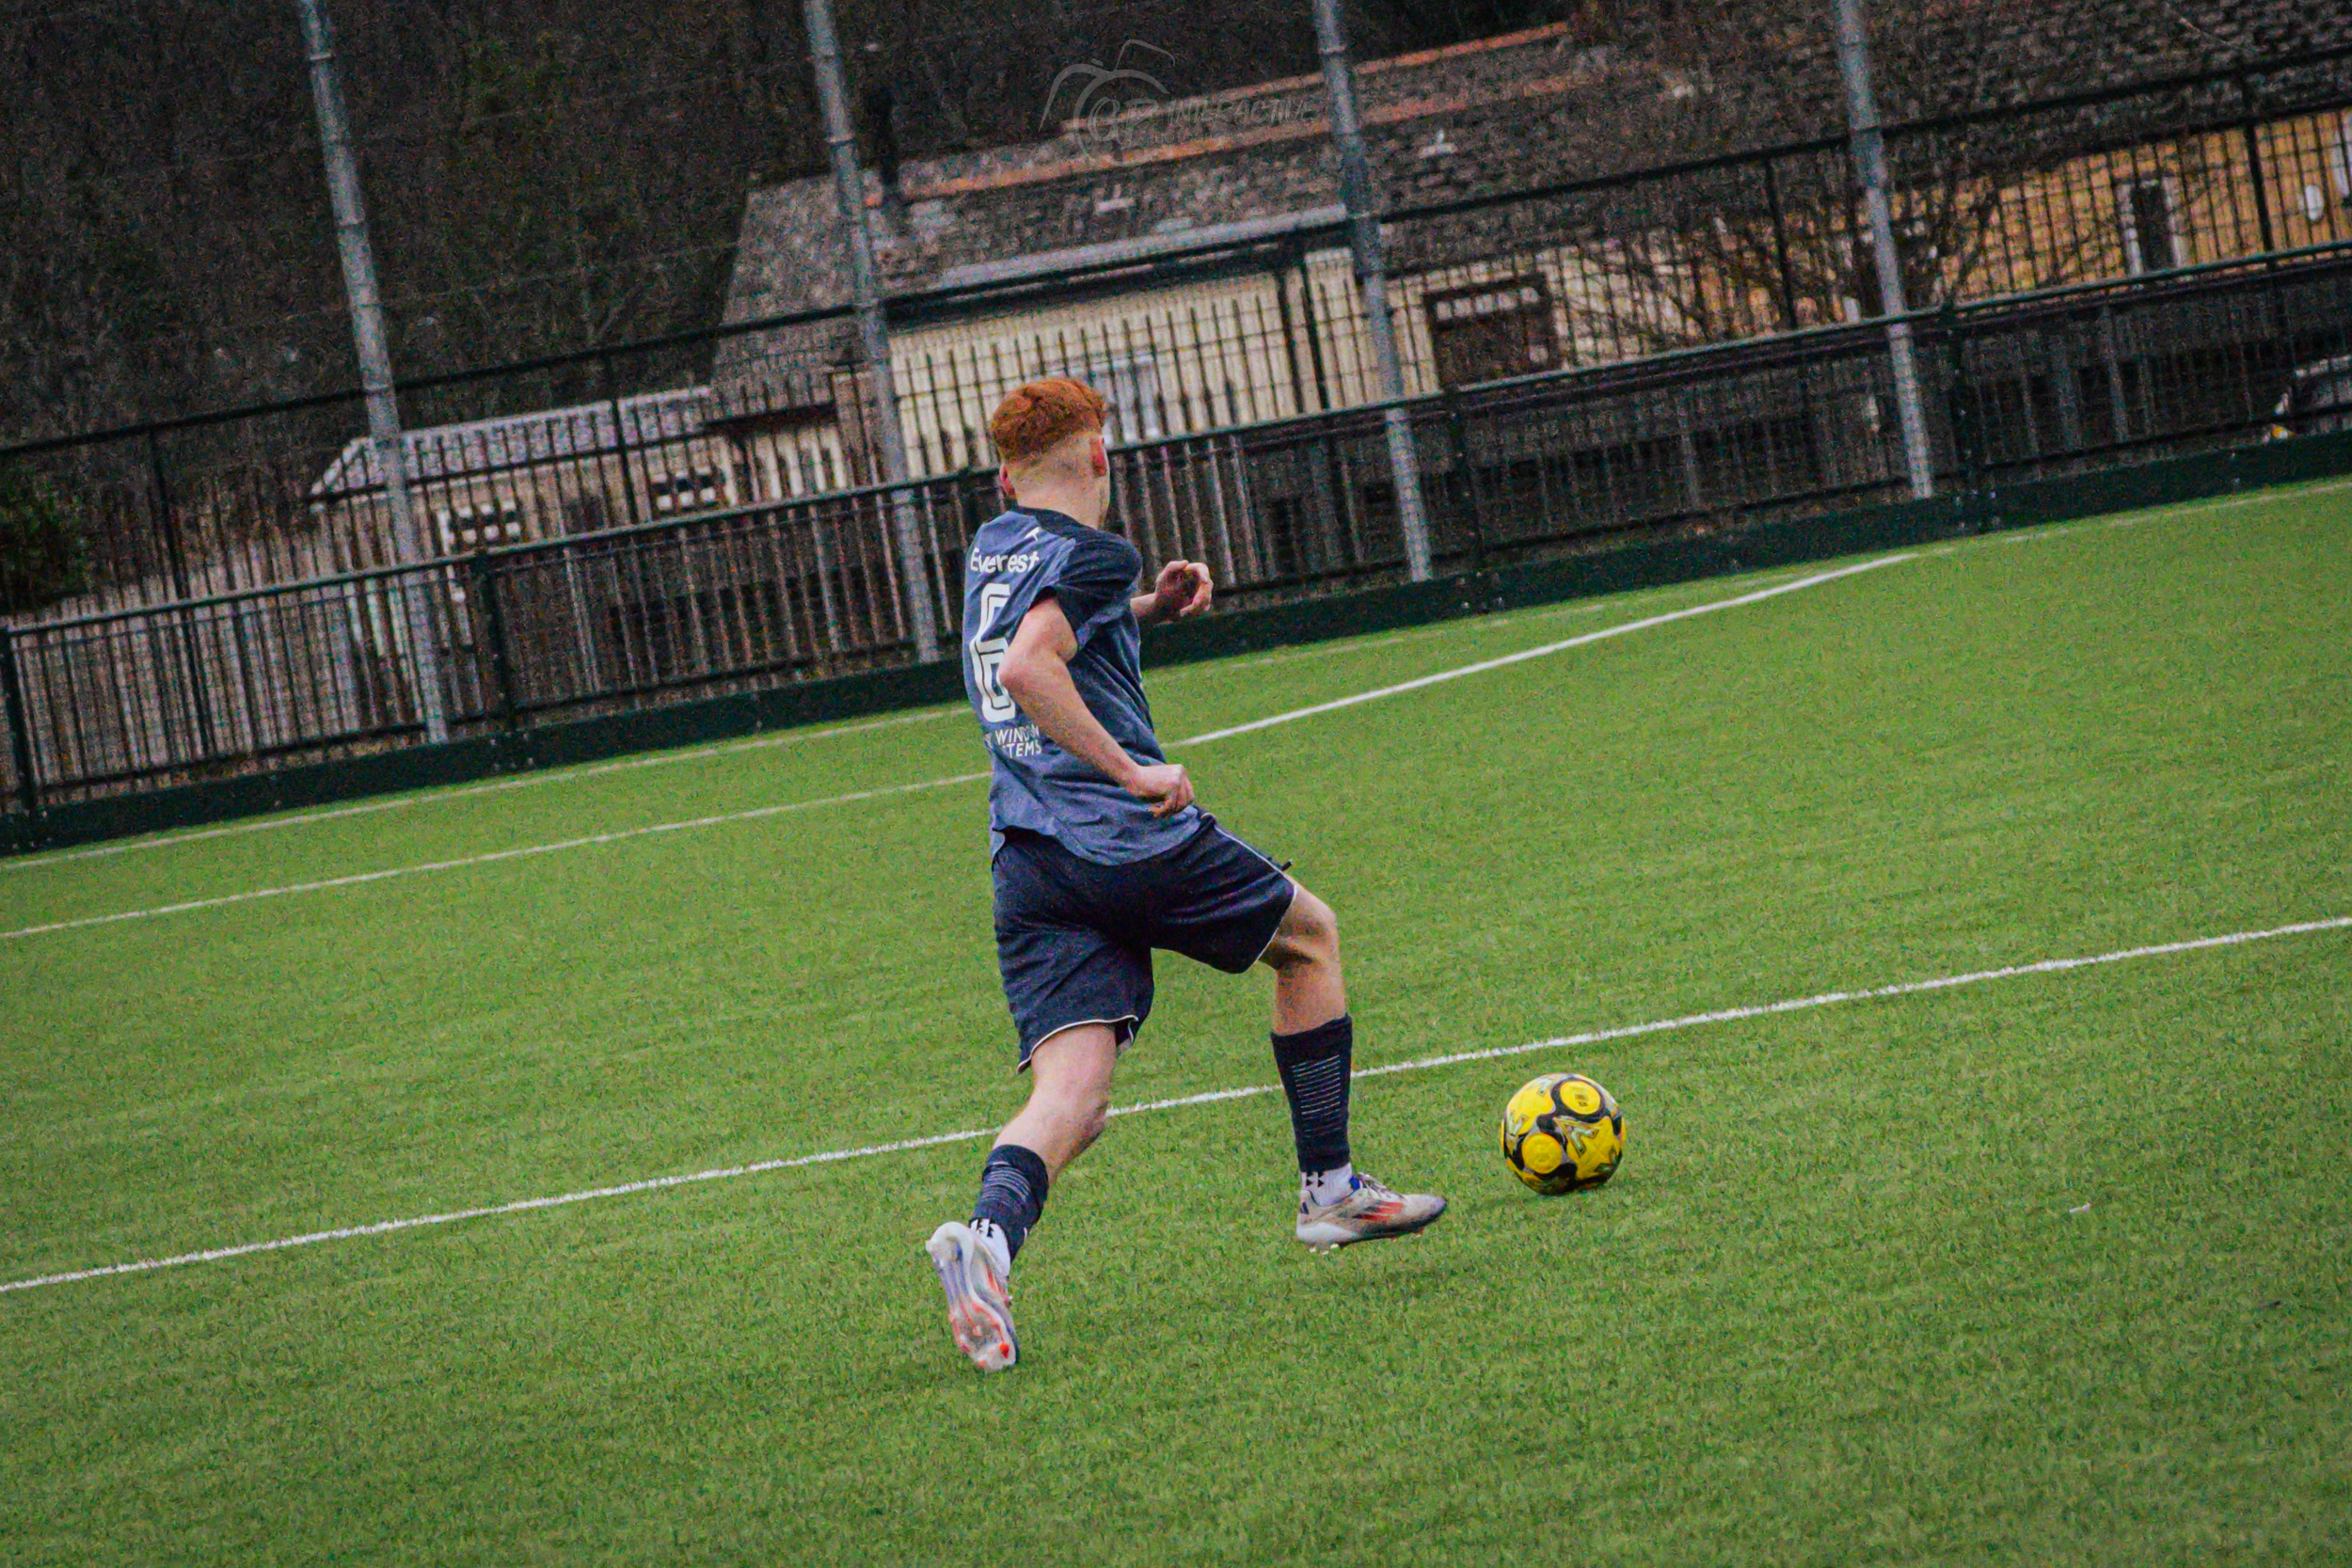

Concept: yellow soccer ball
[[1499, 1072, 1625, 1195]]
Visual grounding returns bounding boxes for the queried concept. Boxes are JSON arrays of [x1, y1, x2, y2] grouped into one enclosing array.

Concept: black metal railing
[[876, 45, 2352, 470], [6, 45, 2350, 642], [8, 241, 2348, 810]]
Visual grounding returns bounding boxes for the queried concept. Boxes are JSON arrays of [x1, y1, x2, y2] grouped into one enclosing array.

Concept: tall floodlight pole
[[804, 0, 939, 663], [1833, 0, 1935, 500], [1311, 0, 1434, 580], [295, 0, 448, 742]]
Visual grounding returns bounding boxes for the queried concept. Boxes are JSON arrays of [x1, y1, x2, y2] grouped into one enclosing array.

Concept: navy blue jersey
[[961, 508, 1199, 863]]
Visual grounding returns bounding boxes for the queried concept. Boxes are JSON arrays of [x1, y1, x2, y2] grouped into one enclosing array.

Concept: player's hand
[[1125, 761, 1196, 817], [1145, 560, 1214, 623]]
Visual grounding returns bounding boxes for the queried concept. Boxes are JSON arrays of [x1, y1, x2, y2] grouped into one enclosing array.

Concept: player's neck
[[1009, 483, 1105, 531]]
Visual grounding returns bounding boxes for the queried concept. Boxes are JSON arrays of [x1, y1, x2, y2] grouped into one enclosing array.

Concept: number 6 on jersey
[[970, 583, 1015, 722]]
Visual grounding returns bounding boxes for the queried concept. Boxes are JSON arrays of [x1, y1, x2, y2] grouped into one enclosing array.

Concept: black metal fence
[[0, 313, 861, 624], [7, 45, 2351, 638], [851, 45, 2352, 472], [8, 44, 2352, 811], [7, 237, 2348, 812]]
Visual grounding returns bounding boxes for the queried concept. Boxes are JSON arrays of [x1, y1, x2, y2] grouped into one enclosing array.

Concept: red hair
[[989, 377, 1107, 467]]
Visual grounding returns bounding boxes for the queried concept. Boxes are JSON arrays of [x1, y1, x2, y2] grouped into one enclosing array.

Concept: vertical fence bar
[[146, 431, 220, 761], [1294, 250, 1333, 414], [1761, 156, 1803, 332], [2097, 303, 2132, 446], [1443, 390, 1488, 569], [2238, 75, 2280, 258], [0, 626, 39, 816], [2234, 74, 2295, 372], [1938, 301, 1982, 500], [472, 551, 518, 731], [145, 431, 194, 601], [608, 393, 645, 529]]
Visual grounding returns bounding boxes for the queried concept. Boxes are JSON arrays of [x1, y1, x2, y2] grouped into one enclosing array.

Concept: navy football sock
[[1272, 1014, 1353, 1174], [972, 1144, 1050, 1265]]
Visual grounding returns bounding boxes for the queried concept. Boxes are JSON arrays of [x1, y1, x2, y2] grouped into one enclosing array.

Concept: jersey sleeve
[[1038, 530, 1141, 642]]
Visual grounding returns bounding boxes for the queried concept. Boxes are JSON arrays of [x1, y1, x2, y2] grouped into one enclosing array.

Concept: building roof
[[311, 387, 713, 498], [1840, 0, 2352, 116], [718, 23, 1660, 350], [718, 2, 2352, 369]]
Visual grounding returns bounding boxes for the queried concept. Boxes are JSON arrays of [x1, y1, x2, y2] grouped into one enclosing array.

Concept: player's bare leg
[[993, 1023, 1119, 1176], [927, 1024, 1119, 1371], [1263, 885, 1347, 1035], [1262, 885, 1447, 1250]]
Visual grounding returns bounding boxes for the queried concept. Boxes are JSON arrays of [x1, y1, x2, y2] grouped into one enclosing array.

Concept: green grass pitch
[[2, 485, 2347, 1564]]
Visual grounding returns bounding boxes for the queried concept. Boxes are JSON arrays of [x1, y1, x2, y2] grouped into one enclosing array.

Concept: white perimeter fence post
[[1312, 0, 1435, 580], [295, 0, 451, 741], [804, 0, 941, 662], [1834, 0, 1937, 500]]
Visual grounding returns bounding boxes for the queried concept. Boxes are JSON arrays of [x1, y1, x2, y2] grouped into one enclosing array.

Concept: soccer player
[[925, 377, 1446, 1372]]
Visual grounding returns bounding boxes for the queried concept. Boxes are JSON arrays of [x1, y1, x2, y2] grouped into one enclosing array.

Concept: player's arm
[[998, 598, 1194, 817], [1130, 559, 1214, 626]]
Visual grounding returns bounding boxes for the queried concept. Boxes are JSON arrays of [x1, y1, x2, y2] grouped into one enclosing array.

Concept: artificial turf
[[1, 484, 2346, 1564]]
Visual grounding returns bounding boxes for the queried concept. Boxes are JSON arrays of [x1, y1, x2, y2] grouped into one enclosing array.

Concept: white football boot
[[925, 1221, 1019, 1371], [1295, 1173, 1448, 1252]]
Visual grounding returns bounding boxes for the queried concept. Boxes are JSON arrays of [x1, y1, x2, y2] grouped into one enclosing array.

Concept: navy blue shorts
[[992, 815, 1296, 1068]]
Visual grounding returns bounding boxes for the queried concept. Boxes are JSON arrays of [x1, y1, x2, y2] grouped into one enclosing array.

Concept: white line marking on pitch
[[1177, 555, 1906, 745], [1200, 569, 1813, 675], [13, 476, 2334, 880], [1, 560, 1900, 943], [1, 709, 961, 873], [4, 912, 2342, 1297], [8, 564, 1825, 873], [0, 772, 991, 942]]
